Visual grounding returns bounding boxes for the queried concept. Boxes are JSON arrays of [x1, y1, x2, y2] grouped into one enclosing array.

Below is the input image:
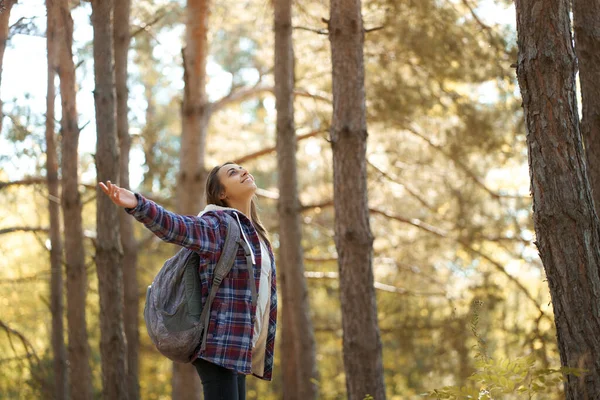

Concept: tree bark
[[135, 31, 160, 195], [141, 81, 159, 193], [114, 1, 139, 399], [328, 1, 386, 399], [0, 0, 16, 135], [56, 0, 94, 398], [177, 0, 210, 215], [45, 0, 68, 398], [91, 1, 129, 399], [273, 0, 318, 399], [515, 0, 600, 398], [573, 0, 600, 215], [172, 0, 210, 398]]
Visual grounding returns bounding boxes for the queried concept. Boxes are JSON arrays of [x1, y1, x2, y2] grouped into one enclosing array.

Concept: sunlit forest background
[[0, 0, 561, 399]]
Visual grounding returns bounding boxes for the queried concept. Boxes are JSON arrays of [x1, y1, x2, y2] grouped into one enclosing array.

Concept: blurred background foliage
[[0, 0, 561, 398]]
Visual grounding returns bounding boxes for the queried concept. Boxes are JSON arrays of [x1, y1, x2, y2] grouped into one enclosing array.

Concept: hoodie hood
[[197, 203, 239, 217], [198, 204, 256, 264]]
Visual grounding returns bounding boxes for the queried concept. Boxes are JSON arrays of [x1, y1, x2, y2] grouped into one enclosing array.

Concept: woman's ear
[[219, 191, 227, 200]]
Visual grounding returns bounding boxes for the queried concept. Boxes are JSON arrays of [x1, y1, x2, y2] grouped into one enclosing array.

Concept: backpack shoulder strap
[[212, 214, 241, 285], [199, 213, 240, 351]]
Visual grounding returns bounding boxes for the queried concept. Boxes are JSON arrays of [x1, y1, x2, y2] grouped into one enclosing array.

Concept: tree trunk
[[177, 0, 210, 215], [273, 0, 318, 399], [135, 32, 160, 195], [328, 2, 386, 399], [46, 0, 68, 398], [573, 0, 600, 215], [515, 0, 600, 398], [0, 0, 16, 135], [91, 1, 129, 399], [114, 2, 139, 399], [56, 0, 94, 398], [173, 0, 210, 398], [141, 81, 159, 193]]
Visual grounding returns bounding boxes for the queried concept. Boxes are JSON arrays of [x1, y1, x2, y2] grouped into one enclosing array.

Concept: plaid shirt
[[126, 194, 277, 380]]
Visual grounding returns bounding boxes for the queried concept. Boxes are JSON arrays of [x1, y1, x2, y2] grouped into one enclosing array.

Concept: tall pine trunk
[[45, 0, 68, 398], [114, 1, 139, 399], [328, 1, 386, 399], [172, 0, 210, 398], [141, 81, 158, 193], [56, 0, 94, 397], [177, 0, 210, 214], [273, 0, 318, 398], [136, 32, 160, 195], [573, 0, 600, 214], [0, 0, 16, 134], [515, 0, 600, 397], [91, 1, 129, 398]]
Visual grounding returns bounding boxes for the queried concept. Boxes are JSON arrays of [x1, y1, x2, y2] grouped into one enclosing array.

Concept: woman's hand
[[99, 181, 138, 209]]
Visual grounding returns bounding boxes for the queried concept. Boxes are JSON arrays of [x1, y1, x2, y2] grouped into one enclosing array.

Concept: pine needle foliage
[[425, 301, 584, 399]]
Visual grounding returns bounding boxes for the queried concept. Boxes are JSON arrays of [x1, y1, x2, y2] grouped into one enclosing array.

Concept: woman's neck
[[226, 198, 252, 219]]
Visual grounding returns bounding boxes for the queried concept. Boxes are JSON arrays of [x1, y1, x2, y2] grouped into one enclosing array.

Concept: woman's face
[[217, 163, 256, 202]]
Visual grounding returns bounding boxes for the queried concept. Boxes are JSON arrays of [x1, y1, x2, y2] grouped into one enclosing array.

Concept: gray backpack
[[143, 214, 257, 363]]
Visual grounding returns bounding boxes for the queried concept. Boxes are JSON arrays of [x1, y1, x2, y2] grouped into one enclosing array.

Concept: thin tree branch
[[459, 242, 545, 318], [293, 25, 328, 35], [300, 200, 450, 237], [300, 200, 545, 315], [305, 271, 447, 297], [0, 320, 41, 366], [130, 6, 172, 38], [367, 159, 533, 247], [316, 321, 455, 334], [367, 159, 436, 211], [0, 177, 98, 191], [458, 0, 496, 44], [375, 208, 544, 314], [364, 26, 384, 33], [233, 129, 326, 165], [0, 226, 96, 242], [293, 89, 332, 104], [305, 254, 447, 289], [211, 85, 332, 115], [0, 226, 49, 235], [370, 208, 450, 237], [0, 272, 50, 284], [0, 177, 47, 189], [305, 256, 338, 263], [9, 15, 43, 38], [0, 354, 35, 363], [210, 85, 273, 114], [460, 0, 492, 30], [301, 199, 333, 210], [404, 125, 528, 200]]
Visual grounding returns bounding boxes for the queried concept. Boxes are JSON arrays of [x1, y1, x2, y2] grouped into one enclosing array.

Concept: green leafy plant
[[424, 301, 585, 399]]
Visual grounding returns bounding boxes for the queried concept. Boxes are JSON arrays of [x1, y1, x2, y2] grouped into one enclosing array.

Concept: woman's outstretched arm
[[98, 181, 222, 255]]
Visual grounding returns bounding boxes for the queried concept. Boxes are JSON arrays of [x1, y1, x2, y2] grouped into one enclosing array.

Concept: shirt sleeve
[[125, 193, 222, 256]]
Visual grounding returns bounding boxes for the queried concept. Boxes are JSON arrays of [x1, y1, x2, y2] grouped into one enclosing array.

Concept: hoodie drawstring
[[234, 212, 256, 264]]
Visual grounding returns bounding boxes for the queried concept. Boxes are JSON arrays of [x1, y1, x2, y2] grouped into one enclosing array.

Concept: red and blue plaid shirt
[[126, 194, 277, 380]]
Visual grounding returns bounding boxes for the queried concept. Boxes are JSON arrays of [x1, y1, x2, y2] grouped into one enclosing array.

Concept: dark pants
[[193, 358, 246, 400]]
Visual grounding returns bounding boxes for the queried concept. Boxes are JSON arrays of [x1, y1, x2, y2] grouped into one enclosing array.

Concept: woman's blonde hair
[[205, 162, 270, 245]]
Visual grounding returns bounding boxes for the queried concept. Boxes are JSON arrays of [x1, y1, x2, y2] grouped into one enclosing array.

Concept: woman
[[99, 162, 277, 400]]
